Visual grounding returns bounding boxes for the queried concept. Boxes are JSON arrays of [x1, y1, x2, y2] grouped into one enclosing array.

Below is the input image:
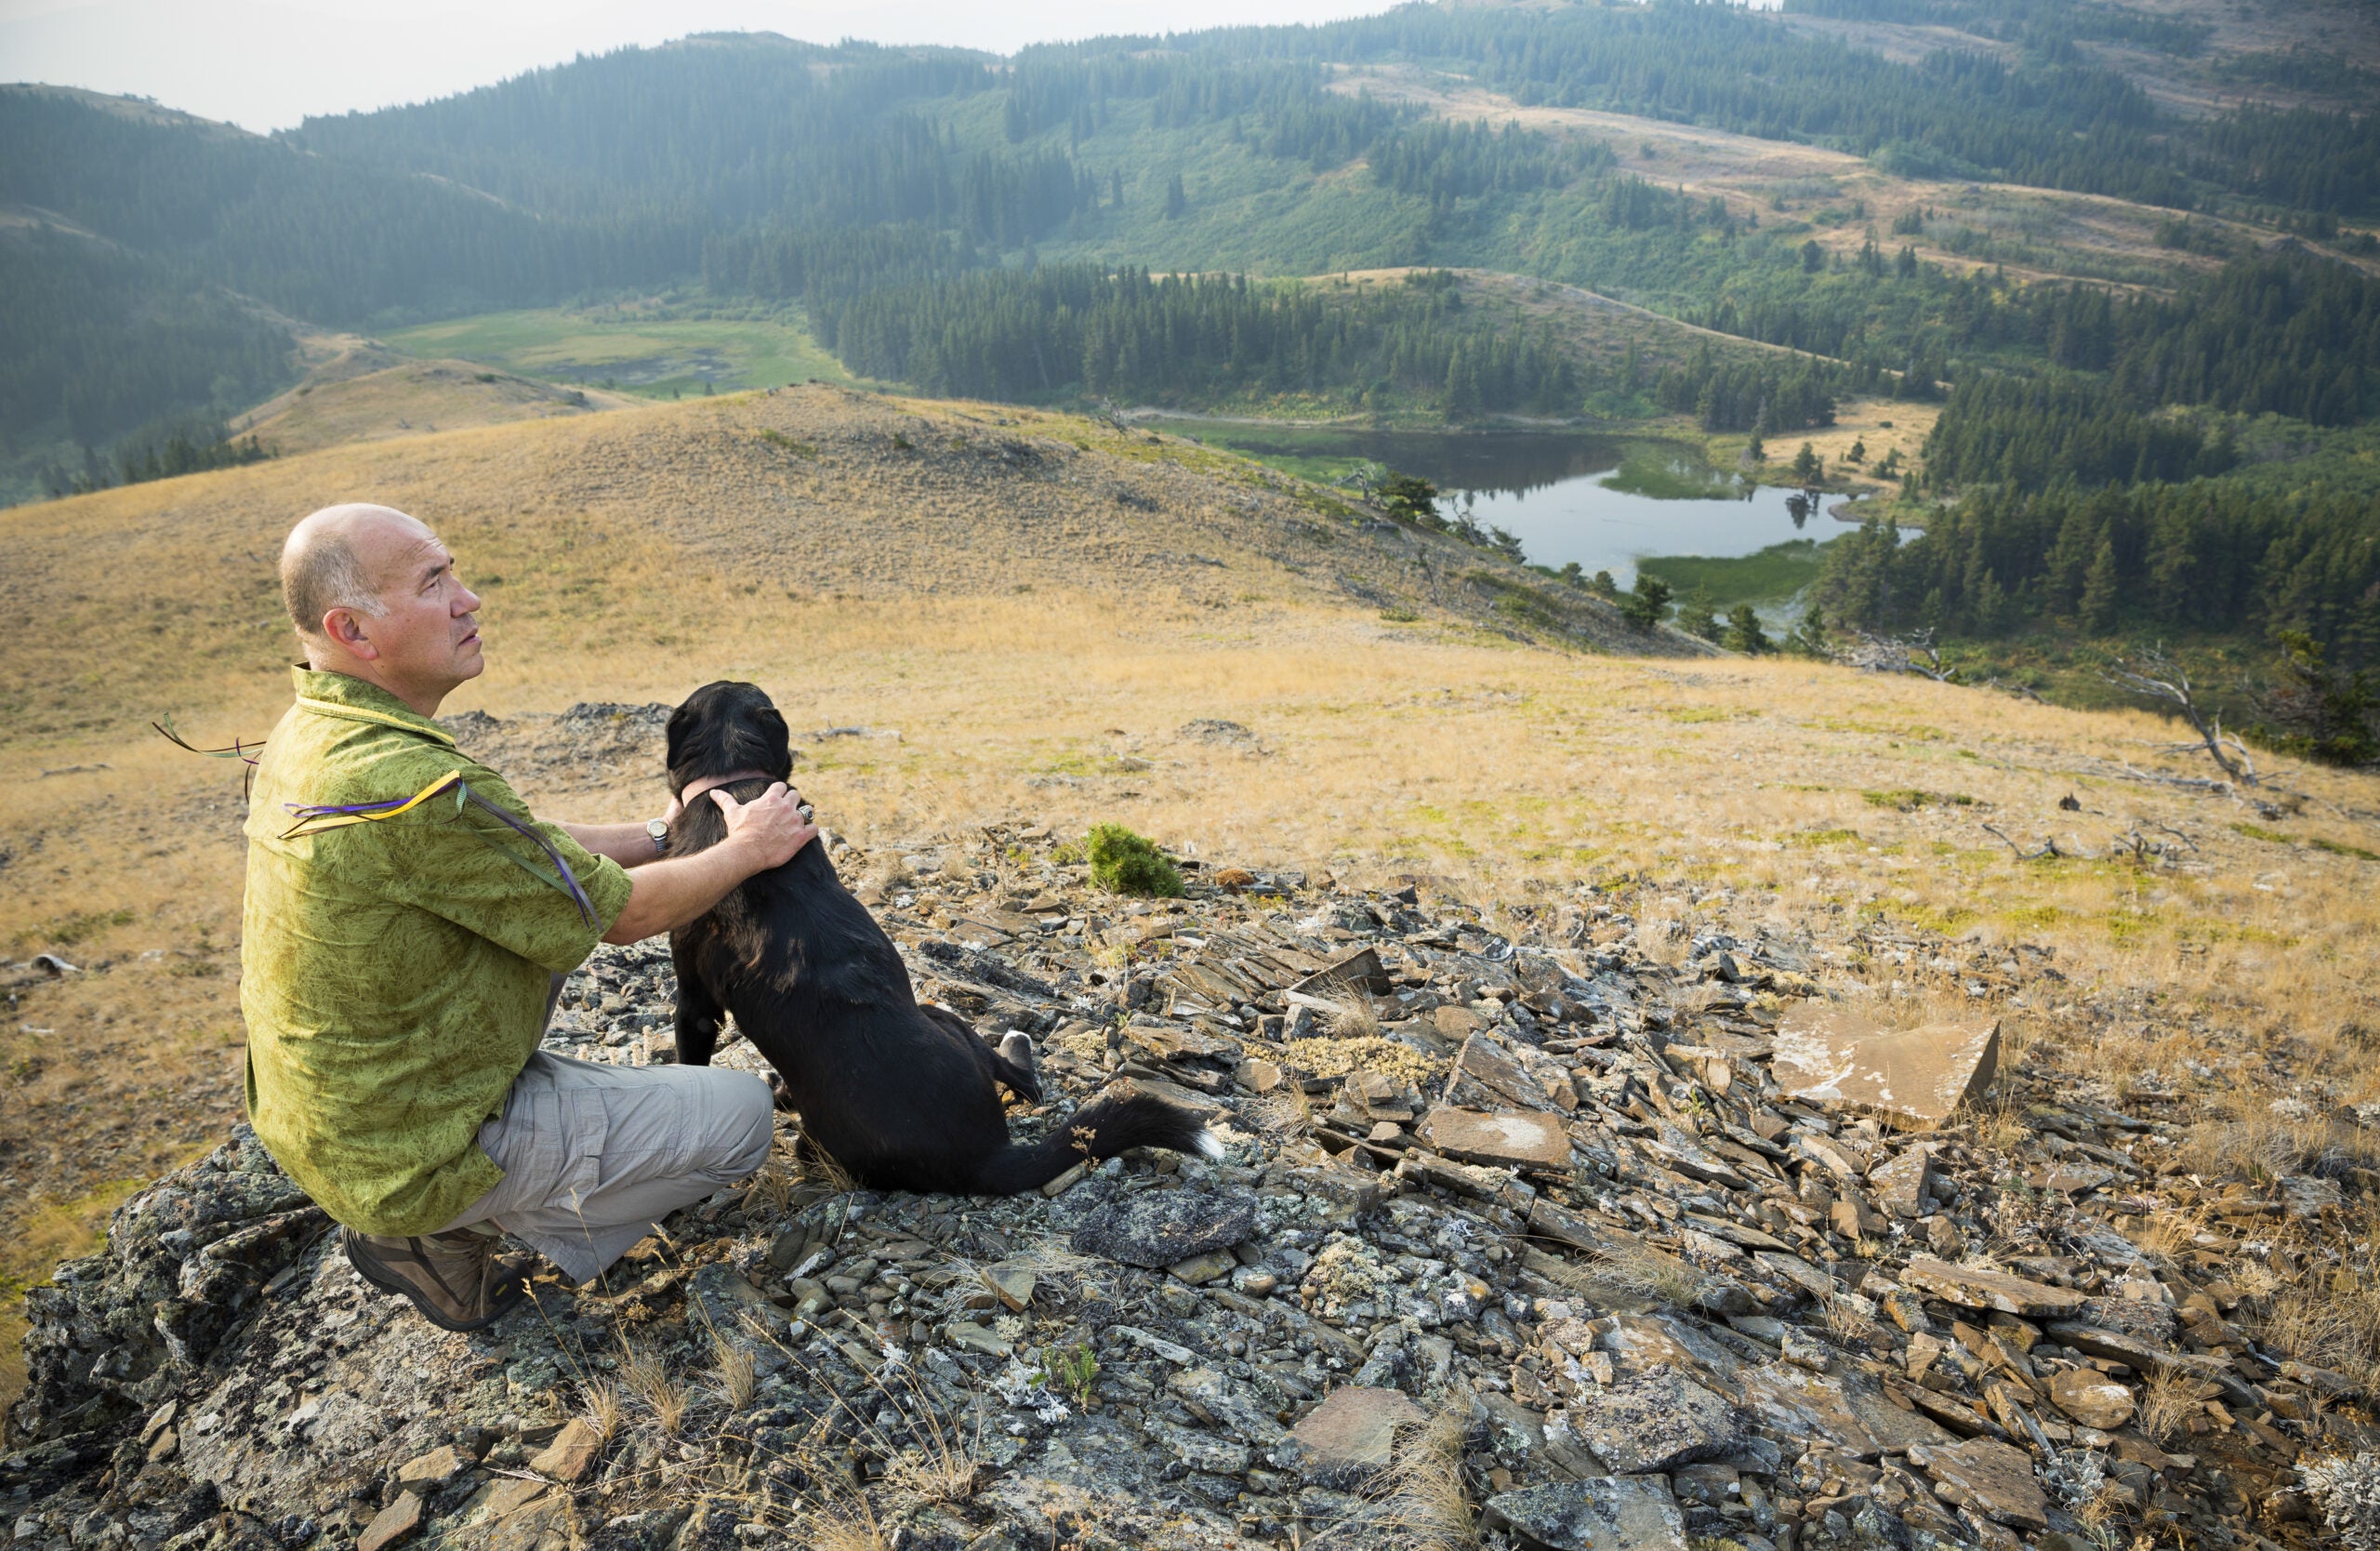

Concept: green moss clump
[[1085, 823, 1184, 898]]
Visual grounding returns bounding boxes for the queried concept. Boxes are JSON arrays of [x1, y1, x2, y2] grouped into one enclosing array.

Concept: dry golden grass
[[2135, 1369, 2200, 1446], [4, 382, 2377, 1414], [620, 1334, 690, 1436], [234, 357, 642, 457]]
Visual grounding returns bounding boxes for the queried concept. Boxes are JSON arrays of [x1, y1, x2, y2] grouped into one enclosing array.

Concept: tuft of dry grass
[[1311, 1389, 1480, 1551], [1325, 996, 1383, 1040], [2256, 1286, 2380, 1393], [709, 1331, 759, 1412], [793, 1489, 892, 1551], [2135, 1370, 2199, 1446], [2136, 1207, 2204, 1265], [620, 1335, 689, 1437], [1534, 1239, 1707, 1312], [579, 1376, 624, 1443]]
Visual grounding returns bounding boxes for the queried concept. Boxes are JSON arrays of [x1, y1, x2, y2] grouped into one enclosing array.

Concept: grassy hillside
[[4, 387, 2377, 1412], [233, 359, 647, 456]]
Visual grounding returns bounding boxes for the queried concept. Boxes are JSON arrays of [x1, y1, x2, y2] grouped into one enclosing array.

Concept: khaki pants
[[437, 1048, 774, 1285]]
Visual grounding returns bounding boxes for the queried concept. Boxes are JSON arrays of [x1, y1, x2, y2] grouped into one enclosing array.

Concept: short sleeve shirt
[[240, 668, 633, 1235]]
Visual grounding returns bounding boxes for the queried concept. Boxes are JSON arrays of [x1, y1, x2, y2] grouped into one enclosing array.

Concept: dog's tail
[[967, 1090, 1223, 1196]]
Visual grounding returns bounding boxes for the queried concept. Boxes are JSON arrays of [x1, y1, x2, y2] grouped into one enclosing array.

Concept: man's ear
[[323, 608, 379, 660]]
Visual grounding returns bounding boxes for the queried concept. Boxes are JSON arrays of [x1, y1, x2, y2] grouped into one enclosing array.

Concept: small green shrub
[[1085, 823, 1184, 897]]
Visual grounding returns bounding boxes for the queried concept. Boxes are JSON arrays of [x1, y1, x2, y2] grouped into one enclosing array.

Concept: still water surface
[[1175, 426, 1842, 589]]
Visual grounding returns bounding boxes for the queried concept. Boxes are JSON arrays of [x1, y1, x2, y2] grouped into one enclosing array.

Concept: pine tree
[[1787, 601, 1830, 656], [1677, 585, 1722, 642], [2078, 537, 2121, 632], [1726, 603, 1773, 654], [1164, 174, 1188, 221], [1619, 573, 1672, 630]]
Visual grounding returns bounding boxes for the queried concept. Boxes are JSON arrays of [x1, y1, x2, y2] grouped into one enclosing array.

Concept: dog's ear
[[664, 699, 699, 788], [667, 681, 741, 790], [749, 698, 792, 779]]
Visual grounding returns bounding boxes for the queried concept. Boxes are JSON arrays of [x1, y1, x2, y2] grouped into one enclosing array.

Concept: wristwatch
[[645, 818, 669, 856]]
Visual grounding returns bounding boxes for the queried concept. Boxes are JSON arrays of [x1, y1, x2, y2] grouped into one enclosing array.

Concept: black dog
[[661, 680, 1219, 1194]]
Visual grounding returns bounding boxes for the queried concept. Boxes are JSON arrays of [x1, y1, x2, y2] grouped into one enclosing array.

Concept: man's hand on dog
[[714, 781, 817, 869]]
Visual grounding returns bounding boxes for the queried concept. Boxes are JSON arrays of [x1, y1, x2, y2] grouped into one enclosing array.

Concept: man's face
[[355, 521, 484, 698]]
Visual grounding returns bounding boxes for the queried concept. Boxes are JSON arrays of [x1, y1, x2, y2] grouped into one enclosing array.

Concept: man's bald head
[[278, 503, 485, 713], [281, 503, 425, 640]]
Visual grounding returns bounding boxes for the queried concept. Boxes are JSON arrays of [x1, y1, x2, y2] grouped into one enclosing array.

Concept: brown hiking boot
[[342, 1226, 531, 1332]]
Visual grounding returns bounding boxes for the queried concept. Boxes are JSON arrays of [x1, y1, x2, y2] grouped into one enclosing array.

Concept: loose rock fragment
[[1070, 1190, 1255, 1268], [1900, 1257, 2086, 1318], [1908, 1436, 2049, 1530], [1289, 1386, 1427, 1487], [1770, 1008, 2000, 1130], [1419, 1107, 1575, 1173], [526, 1419, 604, 1484], [1557, 1371, 1744, 1476], [1483, 1475, 1690, 1550], [2048, 1367, 2136, 1430]]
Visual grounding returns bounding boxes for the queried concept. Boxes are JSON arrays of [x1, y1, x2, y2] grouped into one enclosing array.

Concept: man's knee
[[690, 1067, 774, 1180]]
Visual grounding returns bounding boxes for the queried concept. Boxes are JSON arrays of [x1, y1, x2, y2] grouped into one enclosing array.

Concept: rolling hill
[[4, 385, 2376, 1435]]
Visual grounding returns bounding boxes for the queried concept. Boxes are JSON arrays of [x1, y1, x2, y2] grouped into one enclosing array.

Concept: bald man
[[241, 504, 816, 1330]]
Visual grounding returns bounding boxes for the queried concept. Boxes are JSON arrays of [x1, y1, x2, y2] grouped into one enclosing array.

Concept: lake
[[1165, 424, 1846, 590]]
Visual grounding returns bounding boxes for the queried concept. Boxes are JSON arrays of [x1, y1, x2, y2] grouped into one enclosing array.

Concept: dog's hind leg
[[919, 1002, 1041, 1103]]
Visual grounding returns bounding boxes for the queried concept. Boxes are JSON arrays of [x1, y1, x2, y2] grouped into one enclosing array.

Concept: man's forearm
[[602, 842, 760, 944], [561, 820, 665, 868]]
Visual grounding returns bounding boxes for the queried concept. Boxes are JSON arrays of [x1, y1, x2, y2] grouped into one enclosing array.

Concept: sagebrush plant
[[2300, 1452, 2380, 1551], [1084, 823, 1185, 897]]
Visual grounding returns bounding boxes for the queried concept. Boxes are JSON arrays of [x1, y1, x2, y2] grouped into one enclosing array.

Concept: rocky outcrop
[[7, 829, 2373, 1550]]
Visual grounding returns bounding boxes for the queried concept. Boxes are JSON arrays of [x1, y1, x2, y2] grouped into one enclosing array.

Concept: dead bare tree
[[2102, 648, 2258, 788], [1981, 822, 2076, 860], [1839, 628, 1958, 682]]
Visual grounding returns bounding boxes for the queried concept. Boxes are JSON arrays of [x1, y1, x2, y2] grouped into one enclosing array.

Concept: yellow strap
[[280, 771, 467, 838], [292, 696, 458, 748]]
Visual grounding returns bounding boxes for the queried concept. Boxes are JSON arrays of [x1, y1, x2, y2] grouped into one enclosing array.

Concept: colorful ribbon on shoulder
[[282, 772, 598, 923]]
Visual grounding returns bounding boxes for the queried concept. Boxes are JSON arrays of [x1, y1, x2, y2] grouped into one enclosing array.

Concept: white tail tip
[[1194, 1128, 1227, 1160]]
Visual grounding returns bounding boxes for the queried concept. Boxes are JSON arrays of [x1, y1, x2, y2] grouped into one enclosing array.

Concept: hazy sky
[[0, 0, 1400, 131]]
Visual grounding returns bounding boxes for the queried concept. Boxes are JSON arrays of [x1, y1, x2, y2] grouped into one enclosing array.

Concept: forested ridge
[[827, 266, 1583, 415], [1808, 251, 2380, 682], [5, 0, 2376, 542]]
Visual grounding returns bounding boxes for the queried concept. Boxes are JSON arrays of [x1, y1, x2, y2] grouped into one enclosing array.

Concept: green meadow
[[383, 301, 852, 398]]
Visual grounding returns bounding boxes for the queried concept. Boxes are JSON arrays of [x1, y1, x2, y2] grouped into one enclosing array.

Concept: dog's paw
[[996, 1032, 1043, 1104]]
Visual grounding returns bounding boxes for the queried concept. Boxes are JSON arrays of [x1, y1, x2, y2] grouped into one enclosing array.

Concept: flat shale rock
[[1908, 1436, 2049, 1530], [1289, 1386, 1426, 1485], [1769, 1007, 1999, 1130], [1484, 1475, 1689, 1551], [1555, 1371, 1744, 1476], [1070, 1188, 1256, 1268], [1900, 1256, 2085, 1318], [1419, 1106, 1574, 1172], [2048, 1367, 2136, 1430]]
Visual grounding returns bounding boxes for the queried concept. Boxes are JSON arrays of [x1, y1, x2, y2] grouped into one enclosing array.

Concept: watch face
[[647, 819, 669, 839]]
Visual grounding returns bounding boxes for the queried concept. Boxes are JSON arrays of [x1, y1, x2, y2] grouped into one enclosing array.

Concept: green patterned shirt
[[240, 668, 633, 1235]]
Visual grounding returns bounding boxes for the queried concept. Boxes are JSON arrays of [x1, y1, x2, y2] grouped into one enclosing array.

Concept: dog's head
[[665, 681, 793, 797]]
